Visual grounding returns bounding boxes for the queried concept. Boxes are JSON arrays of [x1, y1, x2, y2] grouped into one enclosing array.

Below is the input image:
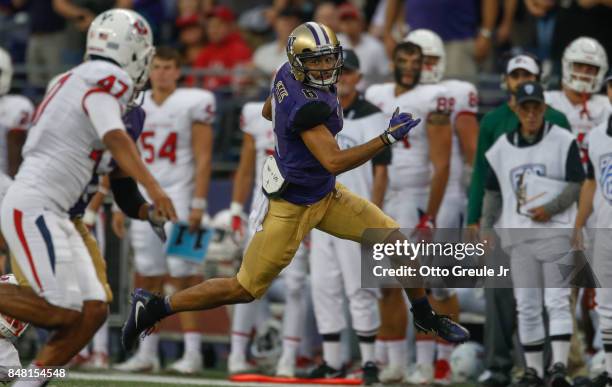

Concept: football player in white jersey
[[545, 37, 610, 163], [227, 100, 309, 378], [574, 74, 612, 387], [0, 48, 33, 179], [0, 9, 176, 383], [483, 81, 583, 387], [113, 47, 215, 374], [365, 41, 452, 384], [0, 47, 34, 274], [402, 28, 479, 385], [306, 50, 389, 385]]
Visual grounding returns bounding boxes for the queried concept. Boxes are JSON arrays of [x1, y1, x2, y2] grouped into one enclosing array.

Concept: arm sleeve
[[541, 182, 582, 216], [485, 166, 501, 191], [540, 141, 584, 215], [291, 101, 332, 132], [467, 118, 493, 224], [110, 177, 147, 219], [481, 189, 502, 228], [83, 92, 126, 138], [586, 158, 595, 179], [565, 141, 586, 183]]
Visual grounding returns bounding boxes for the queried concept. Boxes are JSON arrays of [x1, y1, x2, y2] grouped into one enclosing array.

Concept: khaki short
[[237, 183, 399, 298], [11, 218, 113, 303]]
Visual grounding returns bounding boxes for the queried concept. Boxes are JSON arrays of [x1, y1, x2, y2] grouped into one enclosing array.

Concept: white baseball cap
[[506, 55, 540, 75]]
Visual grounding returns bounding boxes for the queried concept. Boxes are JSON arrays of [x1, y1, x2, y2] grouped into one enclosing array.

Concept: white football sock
[[93, 320, 109, 355], [524, 350, 544, 378], [138, 333, 159, 360], [387, 339, 407, 368], [323, 341, 342, 370], [184, 332, 201, 357], [375, 340, 388, 365], [416, 339, 436, 365], [551, 339, 570, 367], [230, 332, 250, 360]]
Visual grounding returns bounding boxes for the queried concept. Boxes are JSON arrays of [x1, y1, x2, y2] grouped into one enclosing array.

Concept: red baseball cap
[[176, 14, 200, 29], [206, 5, 235, 23], [338, 3, 362, 20]]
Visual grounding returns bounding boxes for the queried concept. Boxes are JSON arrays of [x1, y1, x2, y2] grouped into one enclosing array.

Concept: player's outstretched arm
[[104, 130, 177, 222], [300, 111, 420, 175]]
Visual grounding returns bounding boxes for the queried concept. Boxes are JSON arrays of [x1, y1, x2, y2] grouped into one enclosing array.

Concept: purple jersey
[[68, 106, 146, 218], [272, 62, 343, 204]]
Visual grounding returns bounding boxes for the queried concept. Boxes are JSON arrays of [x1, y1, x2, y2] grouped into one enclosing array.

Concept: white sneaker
[[168, 353, 203, 374], [275, 357, 296, 377], [405, 363, 434, 385], [113, 354, 160, 372], [228, 355, 256, 375], [81, 351, 109, 370], [379, 364, 405, 384]]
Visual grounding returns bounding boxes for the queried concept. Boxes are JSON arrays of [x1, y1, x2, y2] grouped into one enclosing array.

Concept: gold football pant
[[237, 183, 399, 298]]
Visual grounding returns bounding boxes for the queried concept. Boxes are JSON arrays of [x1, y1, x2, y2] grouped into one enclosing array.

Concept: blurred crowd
[[1, 0, 611, 100]]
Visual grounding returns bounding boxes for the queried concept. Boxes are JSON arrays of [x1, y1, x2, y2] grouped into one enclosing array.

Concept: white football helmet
[[85, 9, 155, 90], [450, 342, 485, 383], [562, 37, 608, 94], [0, 47, 13, 96], [404, 29, 445, 83], [0, 274, 29, 341]]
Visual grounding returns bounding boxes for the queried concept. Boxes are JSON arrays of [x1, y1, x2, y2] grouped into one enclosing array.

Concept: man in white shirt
[[253, 8, 303, 77], [337, 3, 390, 91]]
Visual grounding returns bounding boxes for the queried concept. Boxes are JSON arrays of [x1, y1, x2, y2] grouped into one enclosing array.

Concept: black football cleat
[[411, 308, 470, 343], [362, 361, 380, 385], [547, 362, 572, 387], [307, 362, 346, 379], [121, 288, 169, 351]]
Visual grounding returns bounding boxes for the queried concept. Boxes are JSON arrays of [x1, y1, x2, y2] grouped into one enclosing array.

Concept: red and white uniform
[[0, 94, 34, 175], [437, 79, 478, 228], [545, 91, 611, 162], [130, 88, 215, 277], [365, 82, 447, 228], [0, 60, 133, 310], [0, 94, 34, 204]]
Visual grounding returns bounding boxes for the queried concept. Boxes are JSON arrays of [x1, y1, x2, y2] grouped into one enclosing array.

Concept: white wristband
[[191, 197, 207, 211], [230, 201, 243, 216], [82, 209, 97, 226]]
